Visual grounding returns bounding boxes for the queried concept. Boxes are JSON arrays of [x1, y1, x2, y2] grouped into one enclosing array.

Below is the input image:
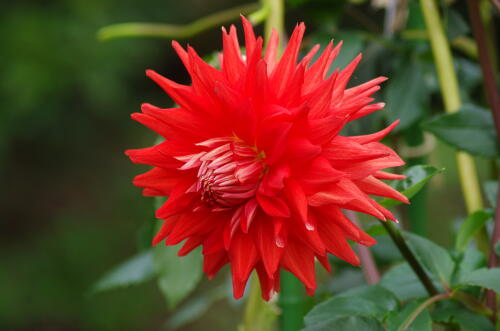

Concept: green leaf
[[445, 8, 469, 40], [380, 165, 443, 207], [167, 285, 226, 330], [496, 241, 500, 257], [302, 316, 385, 331], [386, 300, 432, 331], [483, 180, 497, 208], [432, 300, 494, 331], [304, 285, 398, 326], [330, 31, 364, 70], [385, 60, 428, 131], [380, 263, 429, 301], [455, 209, 493, 251], [423, 104, 499, 157], [364, 224, 387, 237], [405, 232, 455, 285], [459, 268, 500, 293], [452, 248, 486, 285], [336, 285, 399, 311], [154, 244, 203, 309], [91, 250, 155, 294]]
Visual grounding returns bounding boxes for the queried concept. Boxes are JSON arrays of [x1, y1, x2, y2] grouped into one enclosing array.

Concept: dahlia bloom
[[127, 17, 408, 300]]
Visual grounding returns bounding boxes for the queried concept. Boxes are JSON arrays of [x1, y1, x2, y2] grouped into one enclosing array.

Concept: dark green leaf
[[380, 165, 444, 207], [385, 60, 428, 131], [91, 250, 155, 294], [459, 268, 500, 293], [371, 235, 402, 262], [432, 300, 494, 331], [455, 209, 493, 251], [336, 285, 399, 311], [380, 263, 429, 301], [496, 241, 500, 258], [154, 244, 203, 309], [445, 9, 469, 40], [405, 232, 455, 285], [452, 248, 486, 286], [423, 104, 499, 157], [304, 285, 398, 326], [386, 300, 432, 331], [302, 316, 385, 331], [483, 180, 498, 208], [137, 220, 156, 251]]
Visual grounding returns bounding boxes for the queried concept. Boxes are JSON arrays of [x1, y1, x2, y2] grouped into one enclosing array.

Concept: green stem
[[381, 221, 439, 296], [419, 0, 489, 253], [279, 271, 305, 331], [98, 3, 260, 41], [241, 274, 278, 331], [397, 293, 450, 331], [263, 0, 285, 46]]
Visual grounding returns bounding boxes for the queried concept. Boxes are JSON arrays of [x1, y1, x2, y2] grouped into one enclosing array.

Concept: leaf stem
[[381, 221, 439, 296], [98, 3, 260, 41], [418, 0, 488, 253], [397, 293, 450, 331]]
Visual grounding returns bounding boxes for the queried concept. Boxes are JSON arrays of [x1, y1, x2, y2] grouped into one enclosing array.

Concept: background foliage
[[1, 0, 498, 330]]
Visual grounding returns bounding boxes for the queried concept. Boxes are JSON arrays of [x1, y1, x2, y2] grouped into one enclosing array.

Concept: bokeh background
[[1, 0, 495, 330]]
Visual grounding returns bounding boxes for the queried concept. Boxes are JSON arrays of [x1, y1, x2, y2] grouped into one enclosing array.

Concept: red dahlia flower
[[127, 17, 408, 300]]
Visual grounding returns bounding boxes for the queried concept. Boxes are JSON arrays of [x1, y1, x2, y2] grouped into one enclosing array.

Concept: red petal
[[203, 250, 228, 279], [356, 176, 409, 203], [178, 236, 203, 256], [257, 193, 291, 218], [282, 239, 317, 292], [229, 232, 259, 299], [284, 178, 308, 225], [254, 217, 284, 277], [350, 120, 400, 144], [132, 167, 179, 196]]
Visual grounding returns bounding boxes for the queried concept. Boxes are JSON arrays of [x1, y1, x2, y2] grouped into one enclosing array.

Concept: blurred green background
[[0, 0, 494, 330]]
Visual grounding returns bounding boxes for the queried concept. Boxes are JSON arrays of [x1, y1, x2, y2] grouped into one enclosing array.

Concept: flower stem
[[97, 3, 260, 41], [262, 0, 285, 46], [397, 293, 450, 331], [465, 0, 500, 320], [418, 0, 488, 253], [242, 273, 278, 331], [381, 221, 439, 296], [279, 271, 306, 331]]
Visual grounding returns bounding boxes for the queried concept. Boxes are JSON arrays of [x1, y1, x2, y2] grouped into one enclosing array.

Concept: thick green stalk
[[241, 274, 278, 331], [419, 0, 488, 252], [263, 0, 285, 45], [279, 271, 305, 331]]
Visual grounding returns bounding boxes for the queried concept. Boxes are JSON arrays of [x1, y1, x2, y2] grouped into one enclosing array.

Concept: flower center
[[177, 137, 264, 210]]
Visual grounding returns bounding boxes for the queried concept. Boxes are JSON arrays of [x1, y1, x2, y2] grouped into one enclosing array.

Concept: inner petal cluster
[[176, 137, 265, 210]]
